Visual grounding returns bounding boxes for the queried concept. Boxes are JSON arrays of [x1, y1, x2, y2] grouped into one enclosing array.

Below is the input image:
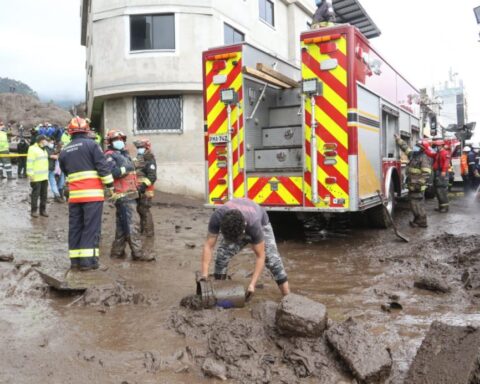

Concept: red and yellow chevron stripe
[[301, 33, 349, 209], [204, 49, 245, 204], [247, 177, 303, 206]]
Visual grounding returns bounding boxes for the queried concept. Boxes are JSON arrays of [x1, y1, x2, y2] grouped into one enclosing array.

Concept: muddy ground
[[1, 177, 480, 384]]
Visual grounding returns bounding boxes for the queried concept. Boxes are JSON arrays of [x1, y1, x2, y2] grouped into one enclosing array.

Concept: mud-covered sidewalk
[[1, 178, 480, 384]]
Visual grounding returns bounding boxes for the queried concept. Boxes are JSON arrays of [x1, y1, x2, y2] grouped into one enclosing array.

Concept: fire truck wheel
[[368, 182, 395, 229]]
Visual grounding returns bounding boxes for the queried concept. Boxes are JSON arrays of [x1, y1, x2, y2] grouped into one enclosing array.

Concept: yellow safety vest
[[0, 131, 8, 152], [61, 132, 71, 146], [26, 143, 49, 182]]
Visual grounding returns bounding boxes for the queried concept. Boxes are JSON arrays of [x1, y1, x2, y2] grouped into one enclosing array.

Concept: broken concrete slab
[[275, 293, 327, 337], [325, 317, 392, 384], [414, 274, 451, 293], [405, 321, 480, 384]]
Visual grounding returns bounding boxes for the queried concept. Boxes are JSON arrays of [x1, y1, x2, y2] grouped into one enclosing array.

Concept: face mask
[[48, 143, 54, 149], [113, 140, 125, 150], [315, 0, 323, 5], [412, 145, 421, 152], [137, 148, 146, 155]]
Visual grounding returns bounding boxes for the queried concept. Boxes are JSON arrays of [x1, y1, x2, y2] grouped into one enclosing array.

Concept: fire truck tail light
[[212, 60, 226, 72], [325, 177, 337, 184], [324, 150, 337, 157], [324, 159, 337, 166], [218, 179, 227, 185], [323, 143, 337, 150]]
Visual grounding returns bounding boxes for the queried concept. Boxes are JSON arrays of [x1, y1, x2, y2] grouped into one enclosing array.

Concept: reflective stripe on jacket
[[59, 134, 114, 203], [26, 143, 49, 182], [0, 131, 9, 152]]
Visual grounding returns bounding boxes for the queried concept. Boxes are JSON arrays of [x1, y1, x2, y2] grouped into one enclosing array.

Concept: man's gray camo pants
[[214, 223, 288, 285]]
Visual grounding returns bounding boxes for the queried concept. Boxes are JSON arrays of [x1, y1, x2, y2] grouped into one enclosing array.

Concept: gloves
[[138, 183, 147, 194], [105, 187, 115, 199]]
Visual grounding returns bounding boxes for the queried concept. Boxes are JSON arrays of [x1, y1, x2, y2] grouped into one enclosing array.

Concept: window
[[224, 23, 245, 45], [130, 14, 175, 51], [259, 0, 274, 26], [134, 96, 183, 133]]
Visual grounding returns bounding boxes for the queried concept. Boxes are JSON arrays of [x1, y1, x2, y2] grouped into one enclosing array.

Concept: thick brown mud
[[1, 178, 480, 383]]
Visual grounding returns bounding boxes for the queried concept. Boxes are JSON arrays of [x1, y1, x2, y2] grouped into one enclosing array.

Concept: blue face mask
[[412, 145, 421, 152], [315, 0, 323, 5], [137, 147, 146, 155], [113, 140, 125, 150]]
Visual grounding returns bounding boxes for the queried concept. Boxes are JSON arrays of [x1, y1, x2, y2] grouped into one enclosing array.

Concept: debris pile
[[80, 282, 146, 307], [0, 261, 48, 299]]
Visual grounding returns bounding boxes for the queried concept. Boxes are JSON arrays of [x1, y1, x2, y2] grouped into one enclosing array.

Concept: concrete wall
[[83, 0, 315, 197]]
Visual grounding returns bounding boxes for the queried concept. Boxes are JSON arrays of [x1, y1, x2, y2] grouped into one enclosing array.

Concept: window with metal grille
[[130, 14, 175, 51], [259, 0, 274, 26], [134, 96, 183, 133], [224, 23, 244, 45]]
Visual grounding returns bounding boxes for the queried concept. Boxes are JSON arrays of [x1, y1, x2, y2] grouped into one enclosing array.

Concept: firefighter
[[59, 117, 114, 271], [395, 135, 432, 228], [133, 138, 157, 237], [27, 134, 49, 217], [200, 197, 290, 298], [17, 137, 29, 178], [312, 0, 335, 29], [0, 121, 14, 180], [461, 146, 470, 194], [105, 130, 154, 261], [427, 139, 451, 213]]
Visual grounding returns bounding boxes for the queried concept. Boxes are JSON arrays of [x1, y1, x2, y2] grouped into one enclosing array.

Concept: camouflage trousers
[[214, 223, 288, 285], [409, 192, 427, 226], [111, 199, 144, 259]]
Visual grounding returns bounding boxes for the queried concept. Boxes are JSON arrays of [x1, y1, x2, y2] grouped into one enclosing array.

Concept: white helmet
[[463, 146, 471, 152]]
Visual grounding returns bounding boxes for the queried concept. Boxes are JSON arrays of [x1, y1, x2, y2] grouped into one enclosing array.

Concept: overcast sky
[[0, 0, 479, 138]]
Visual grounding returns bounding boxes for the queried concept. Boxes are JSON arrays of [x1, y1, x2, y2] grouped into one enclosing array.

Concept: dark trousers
[[137, 196, 154, 236], [17, 157, 27, 177], [111, 199, 144, 259], [31, 180, 48, 213], [409, 191, 427, 225], [434, 172, 449, 209], [68, 201, 103, 264]]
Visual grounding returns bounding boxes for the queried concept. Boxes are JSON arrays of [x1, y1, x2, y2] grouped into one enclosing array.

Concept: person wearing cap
[[395, 134, 432, 227], [0, 121, 14, 180], [426, 139, 450, 213], [27, 135, 49, 217], [312, 0, 336, 29], [461, 146, 471, 194]]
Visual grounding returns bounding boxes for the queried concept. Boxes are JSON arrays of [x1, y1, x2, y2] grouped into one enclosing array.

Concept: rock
[[0, 253, 14, 262], [325, 317, 392, 383], [414, 274, 451, 293], [275, 294, 328, 337], [202, 358, 227, 381], [405, 321, 480, 384]]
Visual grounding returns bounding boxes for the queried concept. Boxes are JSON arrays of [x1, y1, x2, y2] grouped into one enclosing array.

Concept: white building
[[80, 0, 317, 197]]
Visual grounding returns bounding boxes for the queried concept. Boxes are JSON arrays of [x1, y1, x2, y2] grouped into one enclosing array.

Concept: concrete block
[[275, 293, 327, 337], [325, 318, 392, 384], [405, 321, 480, 384]]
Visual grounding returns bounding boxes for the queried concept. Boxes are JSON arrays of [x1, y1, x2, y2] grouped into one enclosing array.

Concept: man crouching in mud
[[200, 198, 290, 298]]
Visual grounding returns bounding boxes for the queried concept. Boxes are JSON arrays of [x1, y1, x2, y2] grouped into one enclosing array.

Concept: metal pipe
[[226, 104, 234, 200], [311, 95, 319, 204], [246, 83, 267, 120]]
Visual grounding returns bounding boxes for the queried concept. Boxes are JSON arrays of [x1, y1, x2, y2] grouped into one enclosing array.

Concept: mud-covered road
[[1, 178, 480, 384]]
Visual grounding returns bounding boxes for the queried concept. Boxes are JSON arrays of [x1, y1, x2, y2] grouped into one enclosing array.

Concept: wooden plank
[[256, 63, 299, 88], [242, 66, 291, 89]]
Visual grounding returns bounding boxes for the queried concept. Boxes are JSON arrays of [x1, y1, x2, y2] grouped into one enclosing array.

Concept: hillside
[[0, 77, 37, 98], [0, 93, 72, 129]]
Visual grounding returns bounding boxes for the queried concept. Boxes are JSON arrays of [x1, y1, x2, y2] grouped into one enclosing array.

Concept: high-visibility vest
[[61, 132, 71, 146], [0, 131, 9, 152], [95, 133, 102, 145], [26, 143, 49, 182]]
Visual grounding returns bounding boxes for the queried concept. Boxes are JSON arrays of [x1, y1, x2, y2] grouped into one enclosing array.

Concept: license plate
[[209, 134, 228, 144]]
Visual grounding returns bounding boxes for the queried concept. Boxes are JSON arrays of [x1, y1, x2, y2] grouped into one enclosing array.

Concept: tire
[[368, 181, 395, 229]]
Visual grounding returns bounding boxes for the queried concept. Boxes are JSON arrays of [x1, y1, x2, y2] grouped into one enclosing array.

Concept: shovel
[[376, 190, 409, 243]]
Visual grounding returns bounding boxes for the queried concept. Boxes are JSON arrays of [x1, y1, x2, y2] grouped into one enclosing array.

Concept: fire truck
[[202, 24, 421, 227]]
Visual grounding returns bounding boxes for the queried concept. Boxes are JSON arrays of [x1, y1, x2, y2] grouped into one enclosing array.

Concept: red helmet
[[416, 139, 430, 149], [106, 129, 127, 143], [133, 137, 151, 151], [67, 117, 90, 135]]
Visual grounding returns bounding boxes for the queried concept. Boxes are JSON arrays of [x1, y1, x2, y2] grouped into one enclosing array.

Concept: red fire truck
[[202, 24, 421, 227]]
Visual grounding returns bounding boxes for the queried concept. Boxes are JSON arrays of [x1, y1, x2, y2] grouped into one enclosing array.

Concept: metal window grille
[[134, 96, 183, 134]]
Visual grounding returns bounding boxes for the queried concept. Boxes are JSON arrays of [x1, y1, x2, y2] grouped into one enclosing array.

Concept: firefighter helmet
[[133, 137, 151, 151], [416, 139, 430, 149], [67, 117, 90, 135], [463, 146, 471, 152], [106, 129, 127, 142]]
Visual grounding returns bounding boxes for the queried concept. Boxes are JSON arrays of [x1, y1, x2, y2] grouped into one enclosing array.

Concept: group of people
[[396, 134, 455, 228], [461, 145, 480, 193]]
